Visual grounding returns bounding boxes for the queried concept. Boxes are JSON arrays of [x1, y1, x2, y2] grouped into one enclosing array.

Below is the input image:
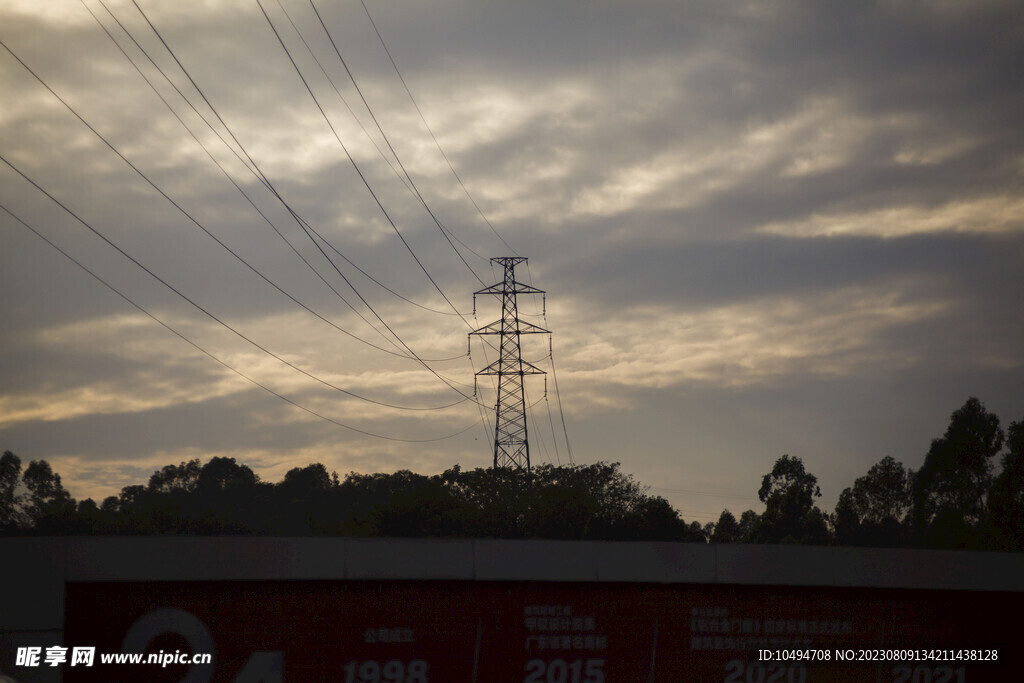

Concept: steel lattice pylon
[[470, 257, 549, 471]]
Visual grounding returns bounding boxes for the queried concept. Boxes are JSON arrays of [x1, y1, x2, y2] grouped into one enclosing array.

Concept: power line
[[0, 202, 478, 442], [544, 390, 562, 466], [359, 0, 519, 257], [271, 0, 415, 194], [6, 24, 485, 414], [255, 0, 484, 318], [126, 0, 470, 361], [0, 34, 431, 367], [4, 3, 543, 449], [123, 1, 499, 432], [257, 0, 473, 323], [309, 0, 489, 278], [273, 0, 488, 270], [544, 307, 574, 463], [81, 0, 464, 363], [0, 154, 466, 413], [109, 0, 472, 323], [256, 0, 499, 354], [522, 263, 562, 466], [250, 2, 498, 406], [549, 351, 574, 463], [527, 385, 556, 466], [91, 0, 259, 177]]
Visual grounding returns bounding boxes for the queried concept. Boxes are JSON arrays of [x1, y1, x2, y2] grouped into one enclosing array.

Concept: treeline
[[0, 457, 705, 541], [1, 397, 1021, 550], [707, 397, 1024, 551]]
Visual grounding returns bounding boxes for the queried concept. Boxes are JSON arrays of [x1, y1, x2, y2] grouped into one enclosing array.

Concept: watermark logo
[[16, 646, 95, 667]]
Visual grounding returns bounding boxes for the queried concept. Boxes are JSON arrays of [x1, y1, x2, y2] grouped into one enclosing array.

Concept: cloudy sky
[[2, 0, 1023, 524]]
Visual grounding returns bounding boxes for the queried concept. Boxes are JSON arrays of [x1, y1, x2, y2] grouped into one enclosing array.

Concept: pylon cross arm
[[475, 358, 547, 376], [474, 281, 545, 296], [469, 319, 549, 336]]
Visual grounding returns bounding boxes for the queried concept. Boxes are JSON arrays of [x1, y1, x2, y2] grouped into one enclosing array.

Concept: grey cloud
[[546, 231, 1024, 310], [2, 0, 1023, 518]]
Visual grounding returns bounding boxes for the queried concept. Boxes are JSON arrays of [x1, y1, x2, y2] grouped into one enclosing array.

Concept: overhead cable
[[82, 0, 463, 362], [359, 0, 520, 257], [548, 341, 574, 464], [270, 0, 413, 196], [257, 1, 499, 367], [125, 2, 492, 404], [257, 0, 476, 319], [0, 155, 468, 413], [310, 0, 489, 278], [0, 36, 444, 366], [127, 0, 461, 356], [104, 0, 465, 320], [1, 202, 478, 440], [254, 1, 491, 401]]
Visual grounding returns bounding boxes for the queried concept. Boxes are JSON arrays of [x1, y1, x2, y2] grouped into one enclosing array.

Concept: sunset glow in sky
[[2, 0, 1023, 523]]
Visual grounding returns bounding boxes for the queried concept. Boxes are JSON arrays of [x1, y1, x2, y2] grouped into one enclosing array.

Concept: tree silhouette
[[911, 397, 1003, 548], [709, 509, 739, 543], [372, 474, 465, 538], [10, 396, 1024, 550], [755, 455, 829, 544], [988, 417, 1024, 550], [631, 496, 698, 541], [22, 459, 77, 533], [437, 465, 532, 538], [833, 489, 860, 546], [148, 459, 202, 494], [834, 456, 910, 547], [1, 451, 24, 530], [333, 469, 442, 536], [737, 510, 760, 543], [530, 462, 649, 539], [196, 457, 258, 493]]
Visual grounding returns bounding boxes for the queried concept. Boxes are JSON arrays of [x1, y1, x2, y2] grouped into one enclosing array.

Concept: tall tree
[[437, 466, 531, 538], [1, 450, 25, 530], [852, 456, 911, 525], [736, 510, 760, 543], [835, 456, 911, 547], [833, 488, 861, 545], [710, 509, 739, 543], [196, 457, 257, 493], [22, 459, 76, 531], [280, 463, 332, 495], [192, 457, 260, 533], [274, 463, 340, 534], [989, 417, 1024, 550], [911, 397, 1003, 548], [148, 459, 202, 493], [756, 455, 829, 544]]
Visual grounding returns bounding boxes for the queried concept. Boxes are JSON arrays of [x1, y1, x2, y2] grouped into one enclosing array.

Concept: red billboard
[[62, 581, 1018, 681]]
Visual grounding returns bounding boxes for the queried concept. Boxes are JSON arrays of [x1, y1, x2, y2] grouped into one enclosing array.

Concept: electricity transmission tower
[[470, 257, 549, 471]]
